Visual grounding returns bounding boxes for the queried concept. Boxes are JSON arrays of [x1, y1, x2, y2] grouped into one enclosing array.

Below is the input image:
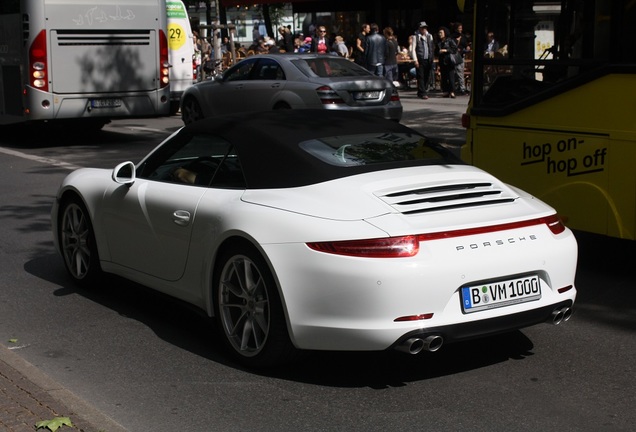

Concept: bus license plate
[[91, 98, 122, 108], [353, 91, 381, 100], [461, 275, 541, 313]]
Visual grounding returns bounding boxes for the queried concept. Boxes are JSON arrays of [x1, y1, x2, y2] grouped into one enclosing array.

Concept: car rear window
[[291, 57, 370, 78], [299, 133, 453, 167]]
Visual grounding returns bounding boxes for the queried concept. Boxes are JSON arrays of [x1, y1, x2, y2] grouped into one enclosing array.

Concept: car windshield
[[291, 57, 371, 78], [299, 133, 450, 167]]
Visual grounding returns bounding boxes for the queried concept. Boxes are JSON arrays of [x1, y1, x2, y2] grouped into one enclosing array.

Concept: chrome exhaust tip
[[422, 335, 444, 352], [395, 337, 426, 355], [551, 306, 573, 325], [562, 307, 572, 322], [551, 308, 565, 325], [396, 335, 444, 355]]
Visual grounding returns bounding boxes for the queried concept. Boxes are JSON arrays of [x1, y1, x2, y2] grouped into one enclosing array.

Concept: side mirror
[[112, 161, 136, 186]]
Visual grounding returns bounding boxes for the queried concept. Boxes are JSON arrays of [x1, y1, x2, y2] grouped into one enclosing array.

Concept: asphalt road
[[0, 94, 634, 432]]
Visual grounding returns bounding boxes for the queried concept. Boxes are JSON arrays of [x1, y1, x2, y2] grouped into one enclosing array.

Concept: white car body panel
[[52, 112, 576, 358]]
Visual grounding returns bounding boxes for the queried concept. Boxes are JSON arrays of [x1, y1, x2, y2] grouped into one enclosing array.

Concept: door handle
[[173, 210, 191, 226]]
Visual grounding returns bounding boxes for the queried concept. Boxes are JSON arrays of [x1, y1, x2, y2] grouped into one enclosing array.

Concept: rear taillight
[[159, 29, 170, 88], [390, 88, 400, 102], [316, 85, 344, 104], [307, 235, 419, 258], [307, 214, 566, 258], [542, 214, 566, 235], [29, 30, 48, 92]]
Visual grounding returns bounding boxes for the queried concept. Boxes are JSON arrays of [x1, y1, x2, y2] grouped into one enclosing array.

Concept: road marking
[[0, 146, 81, 170]]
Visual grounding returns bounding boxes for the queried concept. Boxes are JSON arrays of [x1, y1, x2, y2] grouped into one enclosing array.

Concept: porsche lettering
[[455, 234, 538, 251]]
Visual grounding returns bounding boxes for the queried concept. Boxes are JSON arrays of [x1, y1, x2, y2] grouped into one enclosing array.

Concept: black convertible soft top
[[180, 110, 460, 189]]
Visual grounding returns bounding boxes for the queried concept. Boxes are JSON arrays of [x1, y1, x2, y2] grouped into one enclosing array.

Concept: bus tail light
[[29, 30, 48, 92], [461, 113, 470, 128], [159, 29, 170, 88]]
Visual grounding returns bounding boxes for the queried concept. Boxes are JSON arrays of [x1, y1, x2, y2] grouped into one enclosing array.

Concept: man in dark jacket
[[364, 23, 386, 76], [310, 26, 331, 54]]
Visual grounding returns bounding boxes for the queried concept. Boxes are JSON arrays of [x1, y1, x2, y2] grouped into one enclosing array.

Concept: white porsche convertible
[[52, 110, 577, 368]]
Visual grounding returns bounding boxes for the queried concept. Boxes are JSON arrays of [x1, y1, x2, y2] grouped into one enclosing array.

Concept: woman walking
[[436, 26, 459, 98]]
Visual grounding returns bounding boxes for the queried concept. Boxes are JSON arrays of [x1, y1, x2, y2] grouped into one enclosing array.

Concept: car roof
[[180, 110, 439, 189]]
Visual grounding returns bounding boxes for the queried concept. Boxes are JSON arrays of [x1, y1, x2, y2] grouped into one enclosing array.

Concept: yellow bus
[[461, 0, 636, 239]]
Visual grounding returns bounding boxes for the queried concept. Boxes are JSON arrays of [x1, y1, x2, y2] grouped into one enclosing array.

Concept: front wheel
[[181, 96, 204, 124], [214, 245, 298, 368], [58, 196, 102, 286]]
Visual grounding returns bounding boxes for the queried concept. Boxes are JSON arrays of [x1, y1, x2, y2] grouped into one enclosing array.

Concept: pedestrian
[[311, 26, 330, 54], [436, 26, 459, 98], [333, 36, 349, 57], [484, 31, 499, 57], [409, 21, 434, 99], [278, 26, 294, 53], [383, 27, 399, 84], [353, 23, 370, 66], [364, 23, 386, 76], [452, 22, 471, 94]]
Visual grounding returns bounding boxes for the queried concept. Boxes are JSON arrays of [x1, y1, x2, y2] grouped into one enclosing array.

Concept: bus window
[[464, 0, 636, 240]]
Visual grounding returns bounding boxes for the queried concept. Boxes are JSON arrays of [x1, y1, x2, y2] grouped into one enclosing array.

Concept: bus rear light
[[461, 113, 470, 128], [159, 29, 170, 88], [29, 30, 48, 92]]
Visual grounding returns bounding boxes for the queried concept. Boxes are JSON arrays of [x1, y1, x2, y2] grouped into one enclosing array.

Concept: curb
[[0, 344, 127, 432]]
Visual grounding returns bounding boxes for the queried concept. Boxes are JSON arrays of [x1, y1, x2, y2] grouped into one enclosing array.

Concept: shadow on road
[[25, 253, 539, 388]]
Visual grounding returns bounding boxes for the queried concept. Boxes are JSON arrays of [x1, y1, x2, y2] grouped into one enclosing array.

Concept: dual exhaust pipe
[[550, 306, 573, 325], [396, 305, 573, 355], [395, 335, 444, 355]]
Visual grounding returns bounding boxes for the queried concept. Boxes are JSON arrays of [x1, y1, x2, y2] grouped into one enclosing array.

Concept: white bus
[[0, 0, 170, 129], [166, 0, 195, 115]]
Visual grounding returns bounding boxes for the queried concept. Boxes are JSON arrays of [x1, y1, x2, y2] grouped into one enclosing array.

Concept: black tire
[[214, 244, 298, 368], [180, 96, 204, 124], [57, 196, 102, 287]]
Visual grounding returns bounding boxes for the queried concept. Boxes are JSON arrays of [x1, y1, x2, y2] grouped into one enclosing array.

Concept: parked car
[[180, 53, 402, 123], [52, 110, 577, 368]]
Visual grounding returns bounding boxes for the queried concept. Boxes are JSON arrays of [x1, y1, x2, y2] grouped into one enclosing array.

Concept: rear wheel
[[181, 96, 204, 124], [58, 196, 102, 286], [214, 244, 297, 368]]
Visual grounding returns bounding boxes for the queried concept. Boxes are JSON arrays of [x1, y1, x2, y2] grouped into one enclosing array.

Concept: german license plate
[[461, 275, 541, 313], [353, 91, 381, 100], [90, 98, 122, 108]]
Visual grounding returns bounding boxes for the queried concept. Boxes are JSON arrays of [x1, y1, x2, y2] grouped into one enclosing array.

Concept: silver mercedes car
[[180, 54, 403, 124]]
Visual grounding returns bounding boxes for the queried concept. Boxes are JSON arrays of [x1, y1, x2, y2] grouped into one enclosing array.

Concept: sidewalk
[[0, 344, 127, 432]]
